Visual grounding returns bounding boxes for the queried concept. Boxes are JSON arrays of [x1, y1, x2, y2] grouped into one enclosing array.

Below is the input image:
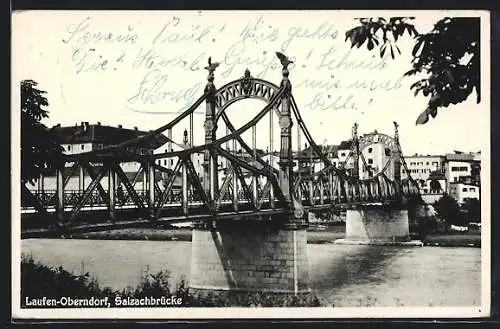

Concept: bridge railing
[[294, 171, 419, 207], [21, 188, 218, 209]]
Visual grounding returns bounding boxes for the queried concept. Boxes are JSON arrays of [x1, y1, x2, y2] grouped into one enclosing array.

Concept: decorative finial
[[204, 56, 219, 96], [393, 121, 399, 140], [204, 56, 220, 75], [276, 52, 293, 96], [183, 129, 188, 145], [241, 68, 253, 95], [352, 122, 358, 139], [275, 52, 294, 70]]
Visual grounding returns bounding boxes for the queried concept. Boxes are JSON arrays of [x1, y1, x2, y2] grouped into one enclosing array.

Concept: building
[[401, 151, 481, 205], [443, 151, 481, 205], [401, 154, 446, 192], [153, 130, 204, 181], [357, 134, 397, 180], [444, 152, 481, 189], [56, 122, 166, 156], [295, 132, 397, 181], [30, 122, 168, 192], [449, 182, 480, 205]]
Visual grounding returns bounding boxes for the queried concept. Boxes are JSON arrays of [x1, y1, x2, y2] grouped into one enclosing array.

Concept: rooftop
[[53, 122, 169, 149], [405, 154, 446, 158], [295, 141, 351, 160], [445, 152, 481, 162]]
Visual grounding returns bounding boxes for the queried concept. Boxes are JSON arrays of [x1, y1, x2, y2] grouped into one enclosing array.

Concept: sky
[[12, 10, 490, 156]]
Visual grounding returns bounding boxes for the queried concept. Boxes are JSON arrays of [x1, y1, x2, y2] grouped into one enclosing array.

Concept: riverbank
[[70, 227, 346, 244], [66, 225, 480, 247], [422, 233, 481, 247], [20, 255, 322, 307]]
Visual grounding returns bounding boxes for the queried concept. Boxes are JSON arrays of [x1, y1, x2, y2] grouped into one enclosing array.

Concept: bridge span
[[21, 53, 422, 294]]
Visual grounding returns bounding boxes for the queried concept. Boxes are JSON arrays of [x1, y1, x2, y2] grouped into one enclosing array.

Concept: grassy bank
[[21, 255, 322, 308], [68, 224, 480, 247]]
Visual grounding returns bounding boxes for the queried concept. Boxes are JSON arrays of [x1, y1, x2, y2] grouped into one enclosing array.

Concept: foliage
[[461, 198, 481, 223], [429, 179, 442, 193], [406, 194, 437, 238], [345, 17, 418, 57], [345, 17, 480, 125], [21, 255, 323, 307], [21, 80, 63, 184], [21, 254, 114, 300], [433, 194, 463, 226]]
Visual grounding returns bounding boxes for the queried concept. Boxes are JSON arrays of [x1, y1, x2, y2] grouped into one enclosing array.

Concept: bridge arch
[[358, 132, 398, 153], [214, 74, 283, 123]]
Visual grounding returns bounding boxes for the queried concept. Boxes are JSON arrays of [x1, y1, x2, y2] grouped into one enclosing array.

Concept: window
[[423, 188, 428, 193], [470, 188, 476, 192], [67, 145, 72, 151], [81, 144, 85, 150], [98, 144, 103, 149], [451, 167, 460, 172], [385, 148, 391, 156], [163, 160, 167, 166], [368, 147, 373, 153], [368, 158, 373, 164], [426, 162, 429, 165], [170, 159, 173, 166], [460, 166, 468, 172], [462, 188, 468, 192], [341, 152, 346, 157]]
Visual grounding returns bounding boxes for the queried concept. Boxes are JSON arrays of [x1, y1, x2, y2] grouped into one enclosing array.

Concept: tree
[[433, 194, 463, 226], [462, 198, 481, 223], [345, 17, 480, 125], [21, 80, 63, 185], [429, 179, 442, 193]]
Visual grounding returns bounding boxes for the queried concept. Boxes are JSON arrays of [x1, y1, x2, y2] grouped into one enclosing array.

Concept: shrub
[[20, 255, 324, 307]]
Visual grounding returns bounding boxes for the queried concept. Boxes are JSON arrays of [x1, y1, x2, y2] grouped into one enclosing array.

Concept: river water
[[21, 239, 481, 307]]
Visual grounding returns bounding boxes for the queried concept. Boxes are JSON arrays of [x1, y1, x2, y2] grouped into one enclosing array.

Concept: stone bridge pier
[[189, 217, 309, 294], [336, 205, 415, 245]]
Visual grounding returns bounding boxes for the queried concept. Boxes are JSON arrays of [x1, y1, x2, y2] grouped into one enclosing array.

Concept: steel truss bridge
[[21, 54, 421, 237]]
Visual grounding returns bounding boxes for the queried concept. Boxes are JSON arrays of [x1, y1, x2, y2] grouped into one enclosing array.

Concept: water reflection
[[309, 245, 404, 290]]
